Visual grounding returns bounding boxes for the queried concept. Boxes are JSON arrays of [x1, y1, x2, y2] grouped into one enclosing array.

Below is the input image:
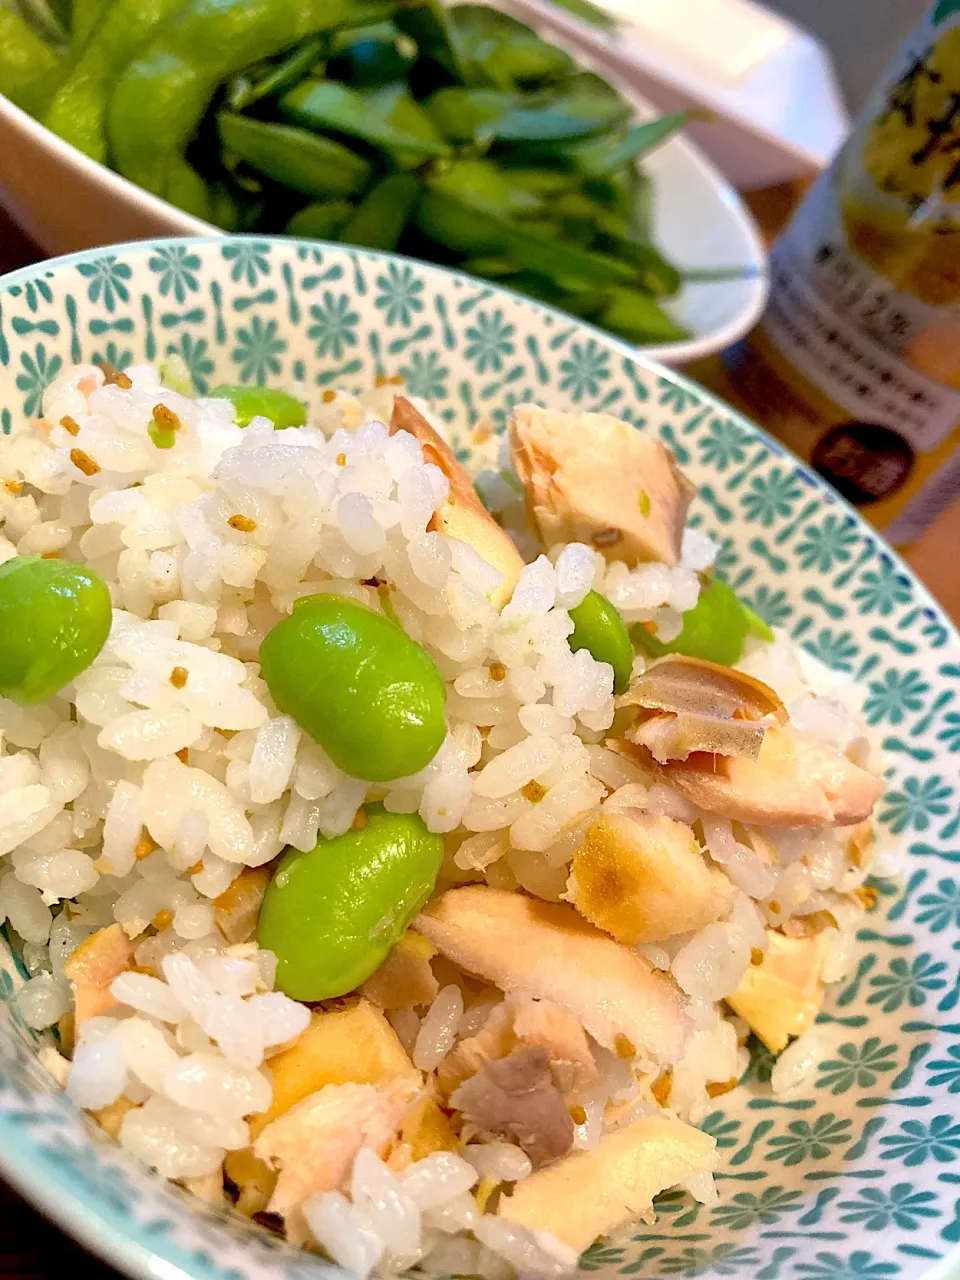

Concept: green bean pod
[[107, 0, 394, 217], [0, 10, 64, 117], [217, 113, 372, 197], [44, 0, 187, 163]]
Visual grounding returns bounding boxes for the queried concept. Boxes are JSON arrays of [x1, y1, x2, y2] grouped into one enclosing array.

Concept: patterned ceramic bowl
[[0, 237, 958, 1280]]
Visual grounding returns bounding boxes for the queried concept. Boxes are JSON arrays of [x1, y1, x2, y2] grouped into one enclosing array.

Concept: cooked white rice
[[0, 360, 886, 1277]]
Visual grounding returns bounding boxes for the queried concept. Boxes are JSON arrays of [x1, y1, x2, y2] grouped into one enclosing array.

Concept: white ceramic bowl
[[0, 61, 767, 365]]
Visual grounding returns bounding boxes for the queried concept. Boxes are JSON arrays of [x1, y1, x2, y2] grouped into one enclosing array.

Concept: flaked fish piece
[[362, 929, 439, 1011], [629, 725, 883, 827], [255, 1079, 417, 1222], [726, 931, 828, 1054], [451, 1044, 574, 1169], [438, 995, 600, 1098], [249, 998, 419, 1140], [417, 887, 689, 1063], [63, 923, 135, 1030], [567, 812, 732, 944], [391, 396, 523, 609], [498, 1112, 718, 1251], [213, 865, 272, 945], [509, 406, 694, 566]]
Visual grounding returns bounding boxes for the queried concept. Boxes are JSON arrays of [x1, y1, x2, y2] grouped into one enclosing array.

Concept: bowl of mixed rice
[[0, 236, 958, 1280]]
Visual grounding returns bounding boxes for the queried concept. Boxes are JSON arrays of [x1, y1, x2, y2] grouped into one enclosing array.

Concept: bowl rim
[[0, 70, 769, 365], [0, 234, 957, 1280], [0, 230, 949, 636]]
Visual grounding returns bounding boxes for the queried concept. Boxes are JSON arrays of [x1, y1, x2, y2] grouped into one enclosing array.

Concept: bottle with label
[[719, 0, 960, 544]]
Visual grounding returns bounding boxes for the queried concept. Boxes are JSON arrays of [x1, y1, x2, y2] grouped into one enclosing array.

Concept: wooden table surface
[[0, 180, 957, 1279]]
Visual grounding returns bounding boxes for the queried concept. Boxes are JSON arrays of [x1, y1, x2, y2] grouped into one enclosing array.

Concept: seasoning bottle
[[719, 0, 960, 544]]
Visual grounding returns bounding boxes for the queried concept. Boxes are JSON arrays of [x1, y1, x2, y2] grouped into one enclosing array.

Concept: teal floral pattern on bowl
[[0, 237, 959, 1280]]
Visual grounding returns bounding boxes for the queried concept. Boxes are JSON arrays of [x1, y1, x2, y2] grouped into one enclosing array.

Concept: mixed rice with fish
[[0, 358, 888, 1277]]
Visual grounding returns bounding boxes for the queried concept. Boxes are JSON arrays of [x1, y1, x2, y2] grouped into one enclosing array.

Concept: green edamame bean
[[0, 11, 64, 117], [217, 114, 371, 198], [43, 0, 186, 163], [210, 385, 308, 430], [259, 594, 447, 782], [257, 805, 444, 1001], [634, 577, 755, 667], [568, 590, 633, 695], [107, 0, 393, 216], [0, 557, 112, 705]]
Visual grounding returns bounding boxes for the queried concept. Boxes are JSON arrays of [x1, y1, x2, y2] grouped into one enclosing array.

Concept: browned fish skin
[[630, 725, 883, 827], [509, 406, 694, 566], [391, 397, 523, 608]]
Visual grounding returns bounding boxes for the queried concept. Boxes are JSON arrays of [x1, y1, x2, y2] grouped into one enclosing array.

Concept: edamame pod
[[595, 287, 688, 344], [284, 199, 355, 239], [44, 0, 186, 162], [257, 806, 444, 1001], [217, 114, 372, 198], [281, 78, 450, 166], [107, 0, 394, 216], [340, 172, 421, 249], [0, 10, 64, 117]]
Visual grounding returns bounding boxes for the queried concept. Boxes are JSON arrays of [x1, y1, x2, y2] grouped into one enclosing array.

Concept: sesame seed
[[187, 861, 204, 876], [375, 374, 389, 387], [322, 389, 337, 403], [176, 748, 189, 764], [152, 403, 181, 430], [521, 780, 546, 803], [651, 1068, 672, 1105], [335, 452, 346, 466], [4, 480, 24, 495], [388, 375, 404, 385], [60, 415, 80, 436], [169, 666, 188, 689], [352, 808, 368, 830], [750, 947, 764, 966], [489, 661, 506, 681], [41, 551, 60, 559], [135, 831, 155, 860], [569, 1104, 587, 1125], [706, 1077, 739, 1098], [152, 908, 173, 931], [228, 514, 257, 533], [69, 448, 100, 476], [614, 1033, 636, 1060]]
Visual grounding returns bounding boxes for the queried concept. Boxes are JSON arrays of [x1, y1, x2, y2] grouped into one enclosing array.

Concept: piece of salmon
[[63, 923, 135, 1030], [391, 397, 524, 609], [362, 930, 439, 1010], [438, 995, 600, 1098], [498, 1112, 718, 1250], [632, 725, 883, 827], [509, 406, 694, 566], [255, 1080, 417, 1222], [417, 887, 689, 1063]]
